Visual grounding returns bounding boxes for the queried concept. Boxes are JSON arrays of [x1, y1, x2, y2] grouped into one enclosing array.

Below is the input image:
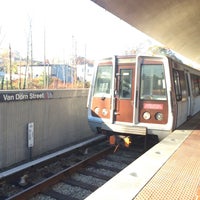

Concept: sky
[[0, 0, 159, 62]]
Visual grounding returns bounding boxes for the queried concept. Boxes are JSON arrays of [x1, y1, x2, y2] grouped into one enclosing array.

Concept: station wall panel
[[0, 89, 94, 169]]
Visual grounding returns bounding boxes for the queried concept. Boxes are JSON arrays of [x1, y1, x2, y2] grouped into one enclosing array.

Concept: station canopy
[[91, 0, 200, 65]]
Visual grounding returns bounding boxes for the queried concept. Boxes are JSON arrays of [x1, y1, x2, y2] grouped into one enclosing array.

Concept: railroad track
[[1, 136, 147, 200]]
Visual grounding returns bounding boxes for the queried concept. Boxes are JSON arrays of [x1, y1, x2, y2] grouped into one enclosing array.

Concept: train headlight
[[143, 112, 151, 120], [94, 107, 100, 114], [102, 108, 108, 116], [155, 112, 163, 121]]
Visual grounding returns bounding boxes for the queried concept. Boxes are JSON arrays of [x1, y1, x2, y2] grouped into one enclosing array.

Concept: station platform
[[85, 112, 200, 200]]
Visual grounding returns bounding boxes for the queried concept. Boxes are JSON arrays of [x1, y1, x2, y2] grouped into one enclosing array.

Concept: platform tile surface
[[134, 126, 200, 200]]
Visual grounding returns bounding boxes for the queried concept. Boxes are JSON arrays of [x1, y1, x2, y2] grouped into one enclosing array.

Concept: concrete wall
[[0, 89, 94, 169]]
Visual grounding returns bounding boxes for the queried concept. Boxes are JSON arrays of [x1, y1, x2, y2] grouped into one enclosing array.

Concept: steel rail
[[7, 146, 114, 200]]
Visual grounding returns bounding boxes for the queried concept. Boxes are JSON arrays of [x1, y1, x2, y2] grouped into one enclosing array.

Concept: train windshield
[[93, 65, 113, 96], [140, 64, 167, 100]]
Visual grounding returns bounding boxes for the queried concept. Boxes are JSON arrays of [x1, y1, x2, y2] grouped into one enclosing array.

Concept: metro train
[[87, 55, 200, 146]]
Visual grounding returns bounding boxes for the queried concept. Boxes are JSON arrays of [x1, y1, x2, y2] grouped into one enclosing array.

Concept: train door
[[114, 57, 136, 123], [185, 72, 192, 117], [173, 69, 188, 127]]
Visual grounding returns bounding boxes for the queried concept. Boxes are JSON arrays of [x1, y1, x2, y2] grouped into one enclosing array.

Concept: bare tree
[[0, 26, 5, 89], [9, 44, 13, 89], [23, 17, 33, 89]]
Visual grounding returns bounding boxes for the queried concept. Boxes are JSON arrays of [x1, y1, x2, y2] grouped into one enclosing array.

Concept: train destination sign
[[0, 91, 53, 102]]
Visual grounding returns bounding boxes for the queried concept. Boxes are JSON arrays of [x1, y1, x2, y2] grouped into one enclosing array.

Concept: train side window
[[173, 70, 182, 101], [198, 76, 200, 95], [119, 69, 132, 99], [179, 70, 187, 101], [191, 74, 200, 96]]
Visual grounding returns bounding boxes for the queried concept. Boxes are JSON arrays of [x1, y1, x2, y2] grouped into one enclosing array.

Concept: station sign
[[0, 91, 53, 102]]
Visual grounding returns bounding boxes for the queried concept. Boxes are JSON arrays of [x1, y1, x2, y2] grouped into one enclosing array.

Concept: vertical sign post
[[28, 122, 34, 160]]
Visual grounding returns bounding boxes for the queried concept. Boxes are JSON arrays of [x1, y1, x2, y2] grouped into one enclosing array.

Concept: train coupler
[[109, 135, 132, 152]]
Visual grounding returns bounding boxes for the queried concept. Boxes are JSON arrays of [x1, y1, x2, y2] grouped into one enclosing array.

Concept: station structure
[[0, 1, 200, 199]]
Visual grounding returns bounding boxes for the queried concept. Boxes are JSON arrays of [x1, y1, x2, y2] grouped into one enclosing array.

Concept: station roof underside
[[91, 0, 200, 65]]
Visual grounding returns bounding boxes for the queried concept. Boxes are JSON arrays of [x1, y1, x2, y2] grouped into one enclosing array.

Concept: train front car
[[87, 55, 173, 147]]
